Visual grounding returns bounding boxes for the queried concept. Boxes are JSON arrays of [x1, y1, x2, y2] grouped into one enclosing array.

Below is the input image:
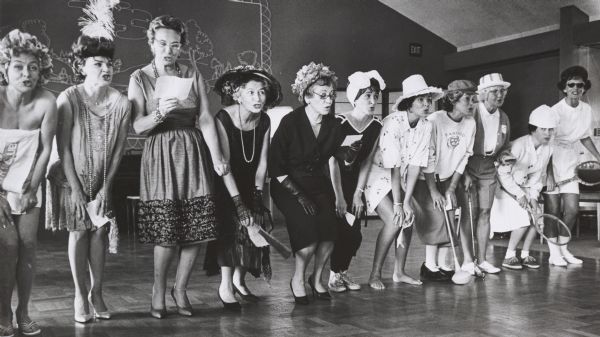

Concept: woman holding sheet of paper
[[49, 33, 130, 323], [326, 70, 385, 293], [212, 66, 282, 309], [128, 15, 229, 319]]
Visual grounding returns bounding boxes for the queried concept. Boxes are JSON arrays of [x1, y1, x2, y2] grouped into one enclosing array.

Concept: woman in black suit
[[269, 62, 343, 304]]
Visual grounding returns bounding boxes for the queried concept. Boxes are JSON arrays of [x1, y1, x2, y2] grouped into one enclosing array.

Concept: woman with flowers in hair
[[0, 29, 56, 337], [269, 62, 343, 304], [128, 15, 229, 318], [212, 66, 282, 309], [327, 70, 385, 293], [48, 32, 130, 323]]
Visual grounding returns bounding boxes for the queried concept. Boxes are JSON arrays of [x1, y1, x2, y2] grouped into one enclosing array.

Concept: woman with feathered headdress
[[46, 0, 131, 324]]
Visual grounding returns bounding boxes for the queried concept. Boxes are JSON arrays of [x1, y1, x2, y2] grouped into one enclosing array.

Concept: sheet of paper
[[345, 212, 356, 226], [341, 134, 363, 146], [155, 76, 193, 100], [248, 225, 269, 247], [86, 199, 111, 228]]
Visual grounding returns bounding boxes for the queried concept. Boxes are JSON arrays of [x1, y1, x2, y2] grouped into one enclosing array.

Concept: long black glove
[[334, 140, 362, 165], [250, 188, 274, 232], [232, 195, 252, 227], [280, 177, 317, 215]]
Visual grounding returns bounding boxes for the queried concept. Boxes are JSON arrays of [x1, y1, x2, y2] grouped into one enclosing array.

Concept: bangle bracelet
[[393, 202, 403, 206], [152, 109, 165, 123]]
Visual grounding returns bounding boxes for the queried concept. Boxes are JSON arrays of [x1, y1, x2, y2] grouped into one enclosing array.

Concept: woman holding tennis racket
[[491, 105, 557, 270], [545, 66, 600, 266]]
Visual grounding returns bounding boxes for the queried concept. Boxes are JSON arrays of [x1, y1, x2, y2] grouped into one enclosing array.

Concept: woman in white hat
[[327, 70, 385, 292], [415, 80, 477, 282], [544, 66, 600, 266], [360, 74, 442, 289], [491, 105, 557, 270]]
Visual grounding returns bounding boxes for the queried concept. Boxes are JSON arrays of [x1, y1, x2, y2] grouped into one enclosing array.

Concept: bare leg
[[312, 241, 334, 293], [559, 193, 580, 260], [172, 244, 200, 308], [369, 197, 399, 290], [459, 206, 474, 264], [477, 208, 491, 263], [521, 225, 538, 252], [219, 267, 236, 303], [507, 227, 528, 252], [152, 245, 176, 309], [88, 226, 108, 313], [0, 221, 18, 327], [232, 267, 250, 295], [68, 230, 90, 316], [14, 209, 39, 323], [291, 244, 316, 297], [393, 227, 421, 285]]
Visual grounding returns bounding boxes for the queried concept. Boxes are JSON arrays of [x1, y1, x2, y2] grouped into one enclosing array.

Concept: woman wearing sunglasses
[[544, 66, 600, 266]]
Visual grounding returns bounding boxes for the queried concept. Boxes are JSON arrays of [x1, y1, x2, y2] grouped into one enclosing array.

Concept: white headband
[[346, 70, 386, 106]]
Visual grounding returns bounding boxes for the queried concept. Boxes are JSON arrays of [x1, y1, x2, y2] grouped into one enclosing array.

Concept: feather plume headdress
[[78, 0, 120, 40]]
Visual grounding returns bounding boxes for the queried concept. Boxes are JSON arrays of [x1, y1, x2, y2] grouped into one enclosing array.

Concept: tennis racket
[[553, 161, 600, 188], [501, 186, 571, 246]]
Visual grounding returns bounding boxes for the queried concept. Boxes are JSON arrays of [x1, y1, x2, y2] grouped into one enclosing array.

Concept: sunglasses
[[566, 82, 585, 88]]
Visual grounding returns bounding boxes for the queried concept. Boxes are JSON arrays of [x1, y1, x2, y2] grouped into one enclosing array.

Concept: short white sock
[[505, 249, 516, 259], [521, 250, 529, 258]]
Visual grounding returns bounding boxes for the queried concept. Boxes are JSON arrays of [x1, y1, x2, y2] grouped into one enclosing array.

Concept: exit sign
[[409, 43, 422, 57]]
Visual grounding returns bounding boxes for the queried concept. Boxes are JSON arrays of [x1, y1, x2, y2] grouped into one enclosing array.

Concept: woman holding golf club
[[544, 66, 600, 266], [415, 80, 477, 283], [491, 105, 557, 270]]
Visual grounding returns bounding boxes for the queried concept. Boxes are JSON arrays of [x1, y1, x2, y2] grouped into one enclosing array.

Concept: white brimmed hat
[[393, 74, 443, 110], [529, 104, 558, 128], [478, 73, 511, 91], [346, 70, 386, 106]]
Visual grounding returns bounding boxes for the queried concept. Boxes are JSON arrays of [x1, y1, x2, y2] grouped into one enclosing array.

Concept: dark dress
[[330, 115, 382, 272], [131, 68, 218, 246], [269, 107, 344, 252], [215, 109, 271, 279]]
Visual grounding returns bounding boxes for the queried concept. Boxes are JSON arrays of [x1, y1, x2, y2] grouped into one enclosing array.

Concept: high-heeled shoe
[[308, 275, 331, 301], [170, 287, 193, 316], [150, 305, 167, 319], [290, 280, 309, 305], [73, 298, 93, 324], [88, 294, 111, 320], [233, 285, 260, 303], [218, 291, 241, 311]]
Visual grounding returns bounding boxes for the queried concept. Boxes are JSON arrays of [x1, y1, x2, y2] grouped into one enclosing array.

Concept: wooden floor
[[15, 219, 600, 337]]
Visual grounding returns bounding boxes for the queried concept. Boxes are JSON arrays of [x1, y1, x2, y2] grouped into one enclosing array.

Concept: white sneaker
[[339, 271, 361, 291], [328, 273, 347, 293], [478, 261, 501, 274], [461, 262, 475, 276], [549, 255, 567, 266], [562, 254, 583, 264]]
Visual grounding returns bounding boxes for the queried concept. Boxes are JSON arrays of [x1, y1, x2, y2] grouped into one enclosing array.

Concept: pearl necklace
[[237, 104, 256, 163], [76, 87, 108, 200]]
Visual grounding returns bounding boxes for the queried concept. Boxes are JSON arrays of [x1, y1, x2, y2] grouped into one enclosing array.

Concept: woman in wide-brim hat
[[360, 74, 442, 289], [212, 65, 281, 309]]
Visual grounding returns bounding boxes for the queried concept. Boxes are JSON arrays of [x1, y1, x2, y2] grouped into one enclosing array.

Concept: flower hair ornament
[[291, 62, 337, 102], [78, 0, 120, 40]]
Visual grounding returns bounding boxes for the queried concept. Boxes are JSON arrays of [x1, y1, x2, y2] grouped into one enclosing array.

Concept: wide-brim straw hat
[[393, 74, 443, 110], [214, 66, 283, 108]]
